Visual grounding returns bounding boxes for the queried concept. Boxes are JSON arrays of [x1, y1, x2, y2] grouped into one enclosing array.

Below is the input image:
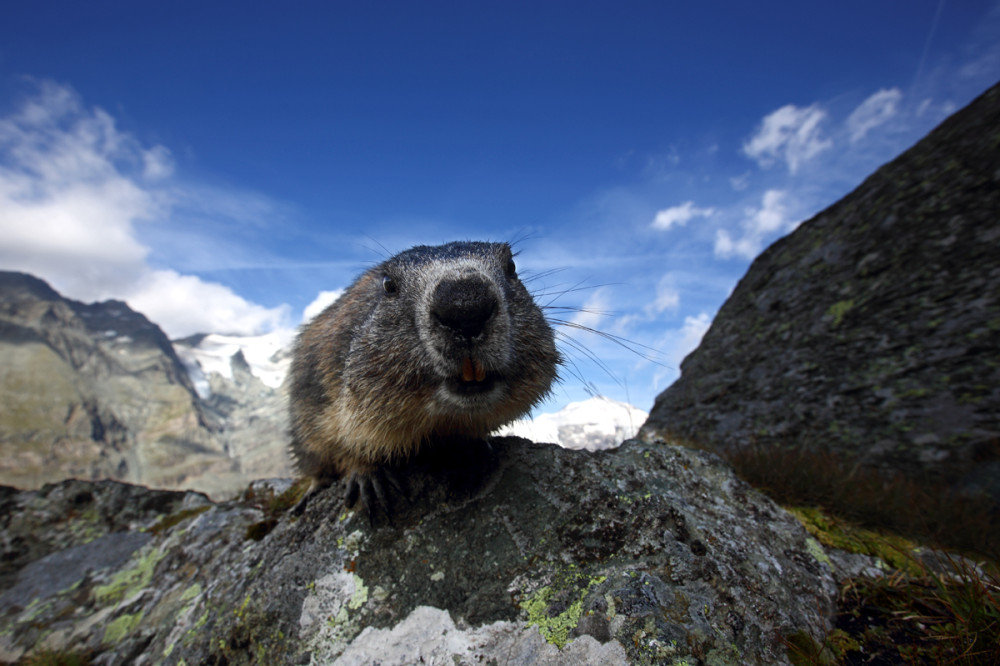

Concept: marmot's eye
[[382, 275, 397, 295], [505, 258, 517, 279]]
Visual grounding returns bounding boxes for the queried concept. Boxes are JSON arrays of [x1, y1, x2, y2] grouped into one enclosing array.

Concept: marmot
[[288, 241, 560, 518]]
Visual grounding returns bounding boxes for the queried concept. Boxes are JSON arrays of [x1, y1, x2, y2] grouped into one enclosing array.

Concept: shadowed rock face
[[642, 83, 1000, 501], [0, 438, 838, 665]]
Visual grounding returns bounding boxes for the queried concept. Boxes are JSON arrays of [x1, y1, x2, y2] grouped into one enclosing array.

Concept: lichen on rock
[[0, 438, 837, 665]]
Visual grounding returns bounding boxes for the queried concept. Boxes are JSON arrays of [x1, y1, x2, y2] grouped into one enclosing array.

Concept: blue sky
[[1, 1, 998, 414]]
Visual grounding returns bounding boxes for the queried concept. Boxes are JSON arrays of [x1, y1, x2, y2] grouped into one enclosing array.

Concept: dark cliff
[[641, 82, 1000, 501]]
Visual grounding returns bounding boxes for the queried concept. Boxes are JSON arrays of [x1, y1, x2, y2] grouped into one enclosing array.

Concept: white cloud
[[651, 275, 680, 313], [729, 171, 751, 191], [846, 88, 903, 143], [714, 189, 791, 260], [653, 311, 713, 389], [303, 289, 343, 322], [743, 103, 832, 173], [570, 288, 612, 330], [650, 201, 715, 231], [0, 80, 290, 338], [142, 145, 174, 180], [609, 273, 682, 338], [128, 270, 291, 337], [675, 312, 711, 362]]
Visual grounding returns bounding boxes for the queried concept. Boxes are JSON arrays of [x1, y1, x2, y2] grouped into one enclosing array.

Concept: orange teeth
[[461, 357, 487, 382]]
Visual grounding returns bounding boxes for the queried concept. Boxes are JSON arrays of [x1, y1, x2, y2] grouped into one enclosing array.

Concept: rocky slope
[[0, 273, 291, 499], [641, 82, 1000, 502], [0, 437, 849, 665]]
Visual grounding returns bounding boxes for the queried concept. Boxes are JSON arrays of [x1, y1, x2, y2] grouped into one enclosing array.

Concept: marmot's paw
[[345, 467, 405, 525]]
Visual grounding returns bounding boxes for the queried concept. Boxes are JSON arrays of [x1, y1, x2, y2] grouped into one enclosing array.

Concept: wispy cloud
[[650, 201, 715, 231], [742, 103, 832, 173], [569, 287, 613, 330], [0, 80, 291, 338], [846, 88, 903, 143], [652, 312, 712, 390], [715, 189, 792, 260]]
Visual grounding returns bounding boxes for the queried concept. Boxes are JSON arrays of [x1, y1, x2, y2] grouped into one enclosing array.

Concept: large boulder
[[0, 437, 838, 665], [641, 82, 1000, 501]]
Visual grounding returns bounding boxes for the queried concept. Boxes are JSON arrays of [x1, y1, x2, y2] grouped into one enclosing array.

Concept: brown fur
[[288, 241, 559, 499]]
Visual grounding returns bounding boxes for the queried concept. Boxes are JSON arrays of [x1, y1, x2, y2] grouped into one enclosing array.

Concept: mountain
[[641, 82, 1000, 502], [173, 331, 292, 397], [0, 272, 291, 498], [173, 334, 292, 484], [499, 397, 648, 451]]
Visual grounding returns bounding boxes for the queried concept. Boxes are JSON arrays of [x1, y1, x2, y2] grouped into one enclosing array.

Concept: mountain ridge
[[0, 272, 292, 498]]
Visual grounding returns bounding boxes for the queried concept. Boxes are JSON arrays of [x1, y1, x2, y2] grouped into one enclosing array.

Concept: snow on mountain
[[174, 331, 295, 397], [498, 396, 648, 451]]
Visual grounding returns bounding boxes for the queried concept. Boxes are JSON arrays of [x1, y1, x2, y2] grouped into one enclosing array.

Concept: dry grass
[[721, 443, 998, 562], [788, 556, 1000, 665], [696, 441, 1000, 665]]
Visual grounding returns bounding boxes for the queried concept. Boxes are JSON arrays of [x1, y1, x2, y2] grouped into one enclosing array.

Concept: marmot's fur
[[288, 241, 559, 517]]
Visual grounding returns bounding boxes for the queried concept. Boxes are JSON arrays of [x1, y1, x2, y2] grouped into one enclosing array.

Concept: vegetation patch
[[788, 507, 920, 575], [103, 611, 144, 645], [148, 505, 211, 535], [826, 300, 854, 327], [719, 442, 998, 560], [93, 546, 165, 606], [242, 478, 311, 515], [686, 438, 1000, 665], [523, 570, 606, 648], [789, 558, 1000, 665]]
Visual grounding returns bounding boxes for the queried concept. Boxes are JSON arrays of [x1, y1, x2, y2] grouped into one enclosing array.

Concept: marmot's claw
[[346, 468, 404, 525]]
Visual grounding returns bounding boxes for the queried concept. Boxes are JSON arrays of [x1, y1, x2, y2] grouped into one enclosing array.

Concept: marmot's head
[[344, 241, 559, 432]]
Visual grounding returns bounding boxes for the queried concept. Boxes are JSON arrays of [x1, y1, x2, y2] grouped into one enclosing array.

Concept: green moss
[[803, 537, 832, 570], [93, 546, 166, 606], [270, 478, 311, 513], [148, 505, 211, 535], [788, 506, 920, 575], [180, 582, 203, 604], [786, 632, 823, 664], [826, 299, 854, 327], [103, 611, 144, 644]]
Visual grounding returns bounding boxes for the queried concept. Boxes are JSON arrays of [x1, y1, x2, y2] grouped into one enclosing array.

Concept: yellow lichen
[[524, 574, 606, 648]]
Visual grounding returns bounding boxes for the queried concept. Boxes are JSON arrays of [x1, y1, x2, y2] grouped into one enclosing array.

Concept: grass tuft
[[721, 443, 998, 562], [685, 439, 1000, 665]]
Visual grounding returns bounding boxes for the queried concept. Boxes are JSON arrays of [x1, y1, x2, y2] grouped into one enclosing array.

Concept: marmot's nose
[[431, 275, 498, 340]]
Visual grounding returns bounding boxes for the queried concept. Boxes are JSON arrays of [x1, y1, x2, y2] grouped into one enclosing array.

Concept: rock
[[0, 438, 837, 665], [641, 82, 1000, 501], [0, 273, 291, 499]]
